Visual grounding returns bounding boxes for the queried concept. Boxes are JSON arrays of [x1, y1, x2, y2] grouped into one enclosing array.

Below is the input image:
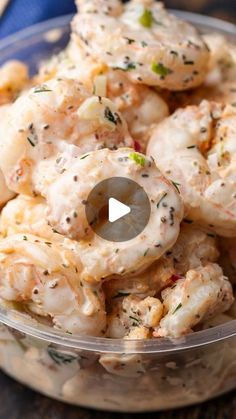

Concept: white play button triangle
[[108, 197, 131, 223]]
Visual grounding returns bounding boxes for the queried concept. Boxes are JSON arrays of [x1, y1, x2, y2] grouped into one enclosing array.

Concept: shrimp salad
[[0, 0, 235, 344]]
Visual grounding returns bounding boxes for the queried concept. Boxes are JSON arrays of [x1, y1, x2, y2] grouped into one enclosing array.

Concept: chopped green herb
[[173, 303, 182, 314], [144, 248, 149, 257], [52, 228, 60, 234], [187, 145, 196, 149], [231, 102, 236, 107], [47, 348, 77, 365], [23, 235, 28, 241], [171, 181, 181, 193], [27, 136, 36, 147], [207, 233, 215, 238], [141, 41, 148, 47], [34, 85, 52, 93], [104, 106, 118, 125], [113, 62, 136, 72], [124, 37, 135, 44], [151, 62, 172, 77], [156, 192, 168, 208], [129, 315, 140, 325], [80, 154, 89, 160], [184, 60, 194, 65], [139, 9, 153, 28], [129, 152, 146, 167]]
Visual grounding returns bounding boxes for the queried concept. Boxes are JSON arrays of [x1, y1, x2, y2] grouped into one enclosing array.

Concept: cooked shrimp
[[104, 224, 219, 301], [0, 234, 106, 335], [148, 100, 236, 237], [0, 195, 61, 242], [104, 257, 175, 301], [0, 77, 133, 194], [0, 60, 29, 105], [203, 34, 236, 86], [37, 43, 169, 151], [106, 295, 163, 339], [164, 34, 236, 111], [170, 223, 219, 272], [72, 0, 209, 90], [40, 148, 183, 279], [194, 34, 236, 106], [154, 263, 234, 338], [105, 70, 169, 150], [0, 148, 183, 282]]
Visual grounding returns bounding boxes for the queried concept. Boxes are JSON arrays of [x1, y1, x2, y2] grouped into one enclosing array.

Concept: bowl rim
[[1, 307, 236, 353], [0, 11, 235, 354]]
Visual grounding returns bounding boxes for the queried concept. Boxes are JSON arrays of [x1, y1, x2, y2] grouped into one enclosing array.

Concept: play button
[[108, 198, 131, 223], [85, 177, 151, 242]]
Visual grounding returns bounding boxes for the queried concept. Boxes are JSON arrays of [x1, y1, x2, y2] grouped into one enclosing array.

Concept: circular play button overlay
[[85, 177, 151, 242]]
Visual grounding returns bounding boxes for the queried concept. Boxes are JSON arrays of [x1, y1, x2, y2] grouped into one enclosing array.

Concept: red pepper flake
[[134, 140, 141, 152], [170, 274, 182, 283]]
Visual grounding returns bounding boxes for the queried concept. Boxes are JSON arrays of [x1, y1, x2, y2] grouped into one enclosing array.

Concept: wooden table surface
[[0, 368, 235, 419]]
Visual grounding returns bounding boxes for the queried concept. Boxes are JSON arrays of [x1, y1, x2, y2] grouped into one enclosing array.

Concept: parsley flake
[[104, 107, 119, 125], [139, 9, 153, 28], [113, 62, 136, 72], [34, 85, 52, 93], [27, 137, 36, 147], [171, 181, 181, 193], [151, 62, 172, 77], [173, 303, 182, 314], [156, 192, 168, 208], [129, 152, 146, 167]]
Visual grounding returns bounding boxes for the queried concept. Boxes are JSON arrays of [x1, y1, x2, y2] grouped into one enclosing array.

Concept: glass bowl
[[0, 11, 235, 413]]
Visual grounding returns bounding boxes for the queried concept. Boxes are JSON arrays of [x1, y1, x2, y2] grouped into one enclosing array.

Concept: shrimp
[[0, 60, 29, 105], [37, 43, 169, 152], [104, 224, 219, 300], [104, 70, 169, 150], [0, 149, 184, 281], [154, 263, 234, 338], [104, 225, 219, 339], [194, 34, 236, 106], [203, 34, 236, 86], [72, 0, 209, 90], [39, 148, 183, 279], [0, 195, 61, 242], [148, 100, 236, 237], [164, 34, 236, 112], [106, 295, 163, 339], [0, 234, 106, 335], [0, 77, 133, 195]]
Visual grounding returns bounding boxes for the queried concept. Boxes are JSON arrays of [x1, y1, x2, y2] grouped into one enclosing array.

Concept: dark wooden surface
[[0, 368, 235, 419]]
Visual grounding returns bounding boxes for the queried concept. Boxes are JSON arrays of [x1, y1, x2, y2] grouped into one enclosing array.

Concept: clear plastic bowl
[[0, 12, 235, 413]]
